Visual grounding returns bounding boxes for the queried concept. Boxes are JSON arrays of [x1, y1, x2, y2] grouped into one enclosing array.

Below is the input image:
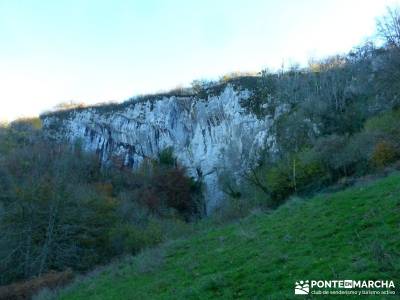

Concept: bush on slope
[[54, 173, 400, 300]]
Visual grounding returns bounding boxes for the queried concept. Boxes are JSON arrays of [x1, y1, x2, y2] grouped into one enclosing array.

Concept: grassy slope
[[59, 173, 400, 300]]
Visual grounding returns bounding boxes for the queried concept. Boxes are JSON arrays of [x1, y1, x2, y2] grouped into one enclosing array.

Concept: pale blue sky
[[0, 0, 398, 121]]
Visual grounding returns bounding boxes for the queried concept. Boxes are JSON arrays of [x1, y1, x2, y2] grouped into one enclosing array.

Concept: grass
[[55, 173, 400, 299]]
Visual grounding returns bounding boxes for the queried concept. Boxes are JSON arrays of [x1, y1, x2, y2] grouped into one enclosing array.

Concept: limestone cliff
[[42, 84, 281, 212]]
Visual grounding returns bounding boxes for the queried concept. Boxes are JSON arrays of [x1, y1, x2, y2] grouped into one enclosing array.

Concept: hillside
[[53, 173, 400, 299]]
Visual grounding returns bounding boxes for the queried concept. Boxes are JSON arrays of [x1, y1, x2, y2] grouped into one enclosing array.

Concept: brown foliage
[[0, 270, 73, 300], [155, 166, 194, 217], [371, 141, 398, 168], [137, 165, 197, 218]]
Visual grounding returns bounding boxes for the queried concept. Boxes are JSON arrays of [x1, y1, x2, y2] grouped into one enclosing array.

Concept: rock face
[[42, 85, 279, 213]]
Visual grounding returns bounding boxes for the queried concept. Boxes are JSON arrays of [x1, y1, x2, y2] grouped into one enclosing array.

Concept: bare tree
[[377, 7, 400, 48]]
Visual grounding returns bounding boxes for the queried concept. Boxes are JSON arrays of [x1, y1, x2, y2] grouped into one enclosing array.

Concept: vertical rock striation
[[42, 85, 279, 212]]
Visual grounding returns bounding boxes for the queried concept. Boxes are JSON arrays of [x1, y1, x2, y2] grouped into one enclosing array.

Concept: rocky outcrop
[[42, 85, 280, 213]]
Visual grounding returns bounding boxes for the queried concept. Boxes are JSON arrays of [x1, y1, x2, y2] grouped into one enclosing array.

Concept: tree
[[0, 131, 116, 285], [377, 7, 400, 48], [375, 7, 400, 104]]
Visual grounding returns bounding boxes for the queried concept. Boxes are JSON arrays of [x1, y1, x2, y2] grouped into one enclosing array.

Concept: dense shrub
[[0, 123, 203, 286], [371, 141, 398, 168], [265, 164, 292, 207], [245, 109, 400, 208], [342, 131, 384, 175], [0, 270, 73, 300], [105, 148, 203, 220], [275, 110, 317, 154], [312, 134, 349, 177], [108, 222, 163, 255], [293, 150, 328, 192], [155, 166, 200, 218], [364, 109, 400, 143], [0, 136, 117, 284], [257, 152, 327, 207], [158, 147, 176, 167]]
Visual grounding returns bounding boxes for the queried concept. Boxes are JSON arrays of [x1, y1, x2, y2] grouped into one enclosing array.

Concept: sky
[[0, 0, 399, 121]]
